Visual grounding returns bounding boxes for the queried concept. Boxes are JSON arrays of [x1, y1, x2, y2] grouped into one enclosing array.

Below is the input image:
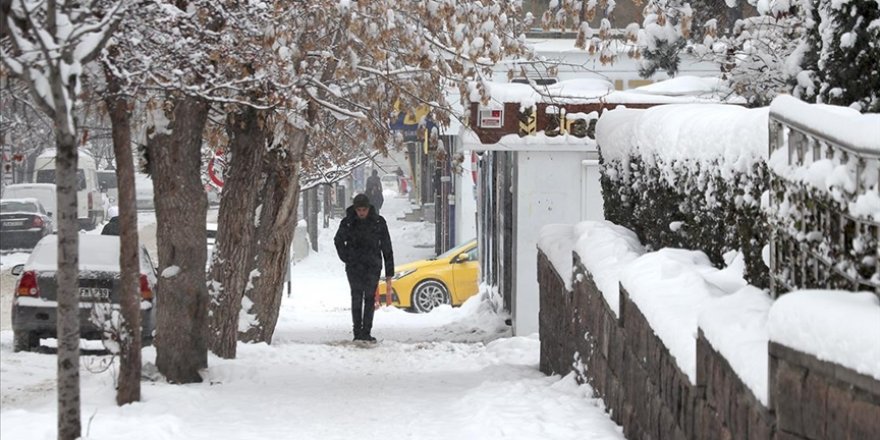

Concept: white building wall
[[513, 150, 594, 336], [456, 149, 478, 244]]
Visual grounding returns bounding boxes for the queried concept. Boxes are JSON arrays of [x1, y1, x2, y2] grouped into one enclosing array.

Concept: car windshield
[[36, 169, 87, 190], [429, 240, 476, 261], [1, 201, 38, 212]]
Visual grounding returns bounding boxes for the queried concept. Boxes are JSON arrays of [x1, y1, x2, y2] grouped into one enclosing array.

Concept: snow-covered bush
[[596, 105, 771, 287]]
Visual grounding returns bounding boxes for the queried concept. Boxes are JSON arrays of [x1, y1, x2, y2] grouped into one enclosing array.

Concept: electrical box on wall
[[478, 109, 503, 128]]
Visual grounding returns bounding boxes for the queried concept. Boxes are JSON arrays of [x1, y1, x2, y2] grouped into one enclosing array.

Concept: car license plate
[[79, 287, 111, 301], [1, 220, 25, 228]]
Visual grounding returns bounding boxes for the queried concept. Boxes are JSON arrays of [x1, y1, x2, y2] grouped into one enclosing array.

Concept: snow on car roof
[[3, 183, 56, 190], [1, 197, 41, 205], [26, 235, 149, 273]]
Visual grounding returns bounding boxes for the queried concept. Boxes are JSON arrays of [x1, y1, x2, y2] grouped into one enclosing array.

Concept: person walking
[[365, 169, 384, 213], [334, 193, 394, 342]]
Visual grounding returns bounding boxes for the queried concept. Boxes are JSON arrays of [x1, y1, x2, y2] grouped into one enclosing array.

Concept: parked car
[[10, 235, 158, 352], [0, 198, 54, 250], [377, 239, 479, 313], [1, 183, 57, 225]]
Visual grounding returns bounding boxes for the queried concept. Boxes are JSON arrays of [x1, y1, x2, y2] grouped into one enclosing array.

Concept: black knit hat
[[353, 193, 371, 208]]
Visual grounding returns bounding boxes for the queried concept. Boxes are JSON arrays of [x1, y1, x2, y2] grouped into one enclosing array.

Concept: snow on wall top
[[596, 104, 769, 175], [621, 248, 741, 384], [469, 76, 743, 108], [698, 286, 773, 406], [628, 76, 730, 97], [537, 224, 577, 291], [460, 129, 598, 150], [536, 221, 646, 303], [572, 221, 646, 317], [768, 290, 880, 381], [770, 95, 880, 153]]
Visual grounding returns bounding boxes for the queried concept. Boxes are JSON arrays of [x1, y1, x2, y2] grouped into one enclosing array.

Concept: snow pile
[[572, 221, 646, 316], [629, 76, 731, 98], [698, 286, 773, 405], [598, 104, 769, 176], [469, 77, 740, 108], [594, 107, 641, 178], [536, 224, 577, 290], [428, 286, 512, 342], [620, 249, 740, 384], [537, 221, 647, 312], [768, 290, 880, 380], [460, 129, 598, 150]]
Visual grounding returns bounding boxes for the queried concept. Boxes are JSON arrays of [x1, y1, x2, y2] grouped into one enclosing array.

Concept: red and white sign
[[207, 149, 226, 188], [478, 109, 504, 128]]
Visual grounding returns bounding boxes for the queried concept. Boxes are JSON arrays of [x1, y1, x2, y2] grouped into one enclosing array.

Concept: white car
[[11, 235, 159, 352]]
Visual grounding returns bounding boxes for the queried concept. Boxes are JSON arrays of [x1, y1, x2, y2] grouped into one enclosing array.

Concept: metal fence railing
[[767, 114, 880, 296]]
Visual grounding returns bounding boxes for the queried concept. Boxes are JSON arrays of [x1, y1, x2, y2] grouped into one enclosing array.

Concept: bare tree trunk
[[322, 183, 331, 228], [208, 106, 267, 359], [239, 131, 307, 343], [149, 95, 210, 384], [55, 131, 81, 440], [46, 48, 83, 439], [102, 47, 141, 405], [308, 187, 319, 252]]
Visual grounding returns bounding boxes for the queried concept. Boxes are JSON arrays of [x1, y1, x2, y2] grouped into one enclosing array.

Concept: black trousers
[[346, 269, 379, 337]]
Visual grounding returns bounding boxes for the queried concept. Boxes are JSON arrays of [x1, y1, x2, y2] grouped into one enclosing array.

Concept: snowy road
[[0, 194, 625, 440]]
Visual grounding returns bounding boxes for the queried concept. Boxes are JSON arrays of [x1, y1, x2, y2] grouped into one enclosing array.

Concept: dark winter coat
[[101, 216, 120, 236], [365, 175, 384, 210], [334, 205, 394, 279]]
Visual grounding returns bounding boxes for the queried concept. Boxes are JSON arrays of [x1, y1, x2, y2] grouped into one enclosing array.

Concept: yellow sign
[[518, 107, 536, 136]]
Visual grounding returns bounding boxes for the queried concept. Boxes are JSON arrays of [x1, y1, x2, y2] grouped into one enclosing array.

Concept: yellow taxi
[[378, 239, 479, 313]]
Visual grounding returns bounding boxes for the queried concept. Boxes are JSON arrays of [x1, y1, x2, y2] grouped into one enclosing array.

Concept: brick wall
[[537, 252, 880, 440], [769, 342, 880, 440]]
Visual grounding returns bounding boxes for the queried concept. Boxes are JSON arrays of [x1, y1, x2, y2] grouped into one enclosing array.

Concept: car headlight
[[393, 269, 416, 280]]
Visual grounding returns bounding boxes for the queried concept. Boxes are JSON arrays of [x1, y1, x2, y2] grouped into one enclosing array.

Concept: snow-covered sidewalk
[[0, 193, 625, 440]]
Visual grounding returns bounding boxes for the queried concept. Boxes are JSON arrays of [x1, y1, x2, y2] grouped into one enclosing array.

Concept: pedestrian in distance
[[394, 166, 405, 195], [334, 193, 394, 343], [101, 206, 120, 236], [365, 169, 384, 214]]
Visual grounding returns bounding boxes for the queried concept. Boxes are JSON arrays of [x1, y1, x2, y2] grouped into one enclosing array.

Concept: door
[[451, 245, 479, 304]]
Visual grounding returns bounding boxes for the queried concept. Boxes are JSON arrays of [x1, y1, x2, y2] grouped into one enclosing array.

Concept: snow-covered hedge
[[596, 105, 771, 286]]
